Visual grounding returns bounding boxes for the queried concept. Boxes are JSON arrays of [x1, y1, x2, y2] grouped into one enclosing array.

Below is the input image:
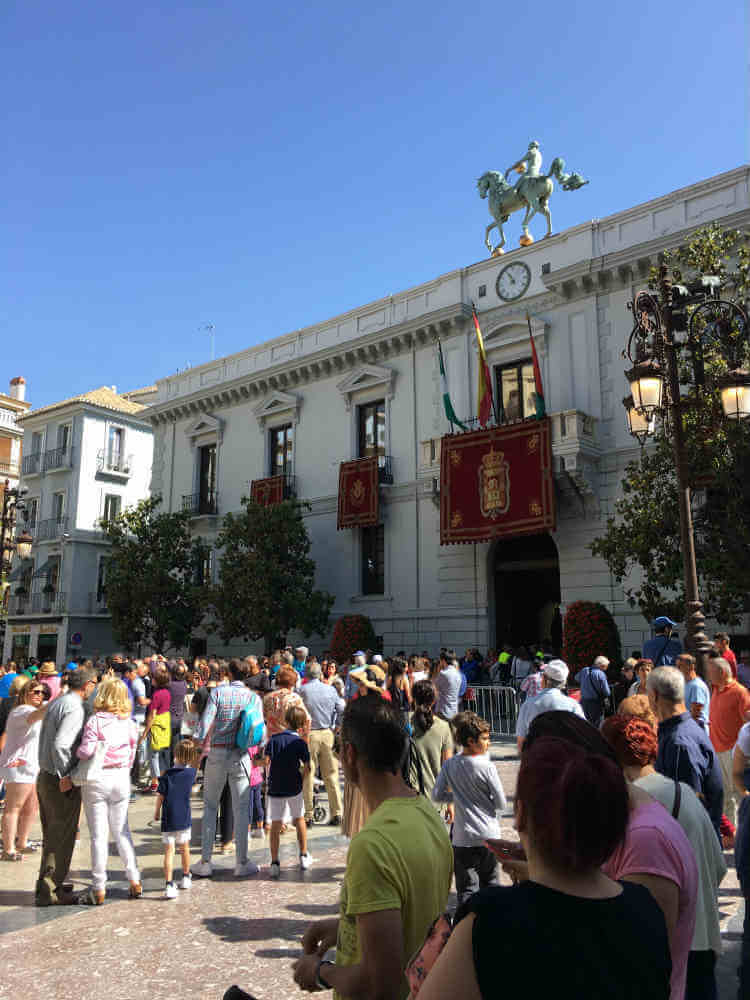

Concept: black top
[[458, 881, 671, 1000], [158, 765, 197, 833], [265, 730, 310, 797], [247, 671, 271, 694]]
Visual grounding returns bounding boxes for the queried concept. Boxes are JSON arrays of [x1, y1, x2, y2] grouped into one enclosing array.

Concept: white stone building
[[143, 165, 749, 659], [2, 387, 153, 664]]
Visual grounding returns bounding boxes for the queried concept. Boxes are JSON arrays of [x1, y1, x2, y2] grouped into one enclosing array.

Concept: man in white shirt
[[435, 650, 463, 721], [515, 660, 585, 750]]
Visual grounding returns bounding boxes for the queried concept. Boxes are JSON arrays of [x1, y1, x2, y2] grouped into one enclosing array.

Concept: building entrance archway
[[490, 533, 562, 653]]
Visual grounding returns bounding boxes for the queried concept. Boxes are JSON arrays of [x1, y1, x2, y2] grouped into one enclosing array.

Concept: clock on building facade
[[496, 261, 531, 301]]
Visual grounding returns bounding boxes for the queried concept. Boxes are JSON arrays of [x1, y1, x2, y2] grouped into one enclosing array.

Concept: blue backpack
[[235, 697, 265, 751]]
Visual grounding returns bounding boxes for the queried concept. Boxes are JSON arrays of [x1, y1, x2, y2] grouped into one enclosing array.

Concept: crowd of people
[[0, 630, 748, 999]]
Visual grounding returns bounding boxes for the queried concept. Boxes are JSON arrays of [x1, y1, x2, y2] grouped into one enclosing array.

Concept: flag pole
[[472, 301, 500, 427], [438, 339, 454, 434]]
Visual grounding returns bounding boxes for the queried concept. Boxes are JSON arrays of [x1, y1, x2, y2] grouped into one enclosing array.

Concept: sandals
[[80, 887, 106, 905], [1, 851, 22, 862], [128, 882, 142, 899]]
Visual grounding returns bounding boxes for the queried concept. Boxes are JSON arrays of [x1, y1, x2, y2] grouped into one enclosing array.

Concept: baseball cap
[[652, 616, 677, 629], [542, 659, 569, 684]]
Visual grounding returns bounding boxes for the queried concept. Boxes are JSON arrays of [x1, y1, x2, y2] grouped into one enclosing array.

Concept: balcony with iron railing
[[37, 517, 69, 541], [0, 460, 20, 479], [43, 446, 73, 473], [96, 449, 133, 477], [21, 452, 41, 476], [182, 491, 219, 516], [377, 454, 394, 485], [9, 589, 66, 615]]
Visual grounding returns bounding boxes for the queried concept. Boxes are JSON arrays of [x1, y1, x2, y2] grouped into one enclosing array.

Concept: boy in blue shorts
[[154, 737, 199, 899], [265, 704, 312, 878]]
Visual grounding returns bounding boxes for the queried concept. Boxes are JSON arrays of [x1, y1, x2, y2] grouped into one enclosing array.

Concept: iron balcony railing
[[378, 454, 394, 485], [96, 449, 133, 476], [21, 453, 41, 475], [0, 460, 20, 478], [24, 590, 67, 614], [182, 491, 219, 516], [43, 446, 72, 472], [9, 593, 30, 615], [37, 517, 69, 541], [283, 473, 296, 499]]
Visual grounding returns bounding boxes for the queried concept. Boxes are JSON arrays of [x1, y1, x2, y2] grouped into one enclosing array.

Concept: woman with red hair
[[418, 717, 672, 1000], [602, 715, 726, 1000]]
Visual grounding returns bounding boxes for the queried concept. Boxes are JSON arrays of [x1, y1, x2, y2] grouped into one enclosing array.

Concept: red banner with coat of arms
[[337, 457, 379, 529], [440, 419, 555, 544], [250, 475, 285, 507]]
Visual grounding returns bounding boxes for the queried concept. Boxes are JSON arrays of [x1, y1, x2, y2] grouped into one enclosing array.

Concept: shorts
[[162, 828, 191, 846], [268, 791, 305, 823]]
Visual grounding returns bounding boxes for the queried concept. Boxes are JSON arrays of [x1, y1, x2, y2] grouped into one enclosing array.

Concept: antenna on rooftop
[[200, 323, 216, 361]]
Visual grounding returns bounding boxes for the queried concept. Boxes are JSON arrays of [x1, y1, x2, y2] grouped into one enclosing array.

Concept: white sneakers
[[180, 873, 192, 891], [166, 873, 192, 897], [300, 853, 314, 871], [190, 860, 213, 878], [165, 882, 178, 899], [269, 861, 281, 879], [250, 828, 265, 840], [234, 861, 260, 878]]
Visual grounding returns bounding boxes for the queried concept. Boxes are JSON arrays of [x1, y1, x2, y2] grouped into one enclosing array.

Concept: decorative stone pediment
[[253, 390, 301, 430], [336, 364, 395, 411], [185, 413, 223, 446]]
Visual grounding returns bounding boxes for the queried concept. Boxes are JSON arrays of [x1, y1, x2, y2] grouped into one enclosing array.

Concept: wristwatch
[[316, 958, 334, 990]]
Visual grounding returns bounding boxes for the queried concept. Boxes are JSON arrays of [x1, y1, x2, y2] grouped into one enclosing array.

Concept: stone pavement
[[0, 745, 743, 1000]]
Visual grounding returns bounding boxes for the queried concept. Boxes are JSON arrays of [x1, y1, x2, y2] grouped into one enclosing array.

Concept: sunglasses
[[30, 688, 45, 695]]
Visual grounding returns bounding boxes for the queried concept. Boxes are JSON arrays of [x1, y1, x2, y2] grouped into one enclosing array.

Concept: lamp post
[[623, 266, 749, 678], [1, 481, 33, 575]]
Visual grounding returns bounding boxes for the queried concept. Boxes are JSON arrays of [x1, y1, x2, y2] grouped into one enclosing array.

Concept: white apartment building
[[143, 165, 750, 659], [2, 387, 153, 665], [0, 377, 30, 491]]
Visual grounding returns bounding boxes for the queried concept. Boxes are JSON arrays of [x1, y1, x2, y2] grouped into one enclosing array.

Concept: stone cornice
[[147, 303, 472, 423]]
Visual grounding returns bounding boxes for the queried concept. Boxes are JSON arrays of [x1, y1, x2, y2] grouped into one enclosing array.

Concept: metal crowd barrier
[[463, 685, 520, 737]]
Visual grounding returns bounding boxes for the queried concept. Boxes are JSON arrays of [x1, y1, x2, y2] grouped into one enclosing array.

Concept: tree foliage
[[562, 601, 622, 676], [101, 497, 209, 654], [591, 226, 750, 624], [209, 498, 333, 647], [330, 614, 377, 662]]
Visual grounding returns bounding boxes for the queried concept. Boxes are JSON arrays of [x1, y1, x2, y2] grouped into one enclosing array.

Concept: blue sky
[[4, 1, 747, 409]]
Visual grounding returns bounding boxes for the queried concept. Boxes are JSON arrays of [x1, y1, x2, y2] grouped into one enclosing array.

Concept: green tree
[[591, 225, 750, 624], [101, 496, 209, 654], [209, 497, 333, 648]]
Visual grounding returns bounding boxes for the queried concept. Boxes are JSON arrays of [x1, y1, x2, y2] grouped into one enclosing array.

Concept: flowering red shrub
[[330, 614, 377, 662], [562, 601, 622, 677]]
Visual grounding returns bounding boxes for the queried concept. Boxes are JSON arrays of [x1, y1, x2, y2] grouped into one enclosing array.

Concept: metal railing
[[282, 473, 296, 499], [0, 460, 19, 478], [43, 446, 72, 472], [37, 517, 68, 540], [96, 449, 133, 476], [18, 590, 67, 614], [462, 685, 520, 737], [378, 454, 394, 484], [9, 594, 30, 615], [182, 491, 219, 516], [21, 453, 41, 475]]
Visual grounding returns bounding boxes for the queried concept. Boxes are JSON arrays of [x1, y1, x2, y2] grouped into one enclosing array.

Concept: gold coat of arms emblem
[[478, 446, 510, 519], [350, 478, 366, 506]]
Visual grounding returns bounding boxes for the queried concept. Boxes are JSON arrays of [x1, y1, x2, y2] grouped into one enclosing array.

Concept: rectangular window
[[26, 497, 38, 528], [57, 423, 71, 453], [494, 360, 536, 424], [52, 492, 65, 523], [198, 444, 217, 512], [96, 559, 108, 603], [358, 399, 386, 461], [108, 426, 124, 469], [103, 493, 121, 523], [361, 524, 385, 595], [194, 549, 214, 586], [31, 431, 43, 455], [269, 424, 293, 477], [46, 556, 60, 592]]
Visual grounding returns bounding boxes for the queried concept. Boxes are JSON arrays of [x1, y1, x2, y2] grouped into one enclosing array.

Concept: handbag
[[70, 736, 108, 787], [150, 710, 171, 751]]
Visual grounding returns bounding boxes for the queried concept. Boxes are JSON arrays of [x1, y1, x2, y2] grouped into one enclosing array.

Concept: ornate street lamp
[[15, 530, 33, 561], [1, 482, 32, 575], [622, 271, 749, 677]]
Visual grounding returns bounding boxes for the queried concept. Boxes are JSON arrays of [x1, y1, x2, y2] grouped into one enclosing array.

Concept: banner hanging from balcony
[[337, 457, 379, 529], [250, 475, 285, 507], [440, 418, 555, 545]]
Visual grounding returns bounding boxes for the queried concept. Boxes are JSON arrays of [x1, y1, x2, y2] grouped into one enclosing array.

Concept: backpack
[[235, 696, 265, 751]]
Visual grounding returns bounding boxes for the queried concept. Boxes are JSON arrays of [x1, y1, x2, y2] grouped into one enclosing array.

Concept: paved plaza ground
[[0, 745, 744, 1000]]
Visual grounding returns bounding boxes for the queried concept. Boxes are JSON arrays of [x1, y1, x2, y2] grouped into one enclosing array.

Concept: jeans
[[131, 722, 148, 785], [148, 737, 170, 780], [581, 698, 604, 729], [249, 784, 264, 826], [201, 746, 250, 865], [453, 844, 499, 907], [81, 768, 140, 891], [303, 729, 342, 819], [35, 770, 81, 903], [718, 749, 741, 828]]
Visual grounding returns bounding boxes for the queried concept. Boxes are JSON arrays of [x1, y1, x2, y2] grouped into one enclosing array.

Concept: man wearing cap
[[643, 616, 683, 667], [345, 652, 366, 700], [515, 660, 585, 751], [301, 662, 345, 826], [577, 655, 611, 728]]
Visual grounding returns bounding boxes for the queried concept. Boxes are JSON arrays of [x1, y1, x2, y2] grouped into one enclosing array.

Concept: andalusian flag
[[438, 341, 467, 431], [527, 312, 546, 419], [472, 306, 494, 427]]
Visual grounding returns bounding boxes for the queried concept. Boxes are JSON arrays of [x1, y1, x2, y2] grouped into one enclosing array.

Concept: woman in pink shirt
[[76, 678, 141, 904]]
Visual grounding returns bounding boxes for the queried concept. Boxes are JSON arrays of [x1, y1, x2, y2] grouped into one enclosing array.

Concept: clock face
[[496, 261, 531, 301]]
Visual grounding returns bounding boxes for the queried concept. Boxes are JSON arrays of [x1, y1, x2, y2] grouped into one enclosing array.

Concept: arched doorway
[[491, 533, 562, 653]]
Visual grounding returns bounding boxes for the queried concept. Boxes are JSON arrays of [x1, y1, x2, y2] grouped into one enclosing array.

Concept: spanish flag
[[472, 306, 494, 427], [527, 313, 546, 418]]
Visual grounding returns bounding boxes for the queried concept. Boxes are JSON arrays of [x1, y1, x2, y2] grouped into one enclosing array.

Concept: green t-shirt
[[335, 794, 453, 1000], [408, 713, 453, 799]]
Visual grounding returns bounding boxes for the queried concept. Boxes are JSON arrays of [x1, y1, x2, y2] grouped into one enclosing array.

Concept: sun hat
[[350, 665, 386, 690], [38, 662, 58, 676], [542, 660, 569, 685]]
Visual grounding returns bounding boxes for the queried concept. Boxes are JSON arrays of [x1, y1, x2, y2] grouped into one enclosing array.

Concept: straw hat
[[350, 665, 386, 690], [38, 662, 58, 676]]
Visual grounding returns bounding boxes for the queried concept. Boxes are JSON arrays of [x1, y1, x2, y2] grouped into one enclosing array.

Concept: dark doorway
[[492, 534, 561, 652]]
